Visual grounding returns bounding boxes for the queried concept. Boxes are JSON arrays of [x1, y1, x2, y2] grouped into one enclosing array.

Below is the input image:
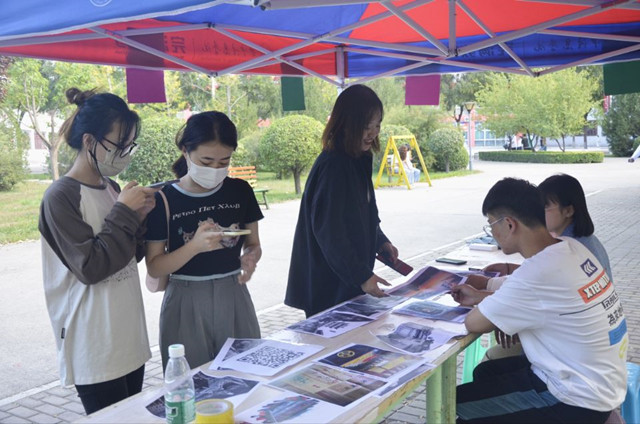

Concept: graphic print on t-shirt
[[179, 218, 242, 249]]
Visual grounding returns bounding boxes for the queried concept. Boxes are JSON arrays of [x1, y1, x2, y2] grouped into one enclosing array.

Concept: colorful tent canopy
[[1, 0, 640, 86]]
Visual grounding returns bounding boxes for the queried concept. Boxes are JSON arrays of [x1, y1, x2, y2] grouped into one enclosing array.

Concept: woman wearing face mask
[[39, 88, 155, 414], [145, 111, 263, 370], [285, 84, 399, 318]]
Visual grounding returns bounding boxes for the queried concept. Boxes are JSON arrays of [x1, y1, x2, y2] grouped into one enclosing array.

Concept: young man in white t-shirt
[[451, 178, 627, 423]]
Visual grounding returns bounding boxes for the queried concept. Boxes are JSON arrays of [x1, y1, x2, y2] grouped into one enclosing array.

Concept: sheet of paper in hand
[[389, 266, 466, 298], [393, 299, 471, 323]]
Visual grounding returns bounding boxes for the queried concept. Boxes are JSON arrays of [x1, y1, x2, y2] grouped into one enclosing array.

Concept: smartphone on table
[[435, 257, 467, 266]]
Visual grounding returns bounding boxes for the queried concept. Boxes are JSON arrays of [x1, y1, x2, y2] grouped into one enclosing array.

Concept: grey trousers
[[159, 274, 261, 370]]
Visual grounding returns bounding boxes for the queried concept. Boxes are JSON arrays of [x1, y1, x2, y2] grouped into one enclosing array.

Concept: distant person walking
[[39, 88, 154, 415], [286, 84, 399, 318]]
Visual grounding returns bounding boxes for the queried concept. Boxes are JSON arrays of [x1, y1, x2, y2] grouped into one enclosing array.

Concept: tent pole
[[457, 0, 637, 56], [216, 0, 432, 76], [382, 1, 449, 54], [537, 43, 640, 76], [457, 0, 534, 76], [449, 0, 457, 55]]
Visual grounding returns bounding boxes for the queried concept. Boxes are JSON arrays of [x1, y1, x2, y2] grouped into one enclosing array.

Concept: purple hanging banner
[[126, 68, 166, 104], [405, 75, 441, 106]]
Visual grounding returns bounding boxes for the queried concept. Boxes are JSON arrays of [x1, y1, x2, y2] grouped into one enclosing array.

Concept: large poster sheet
[[287, 310, 374, 338], [268, 362, 386, 407], [145, 372, 259, 418], [235, 390, 343, 424], [216, 340, 323, 377], [389, 266, 466, 298], [373, 322, 466, 355], [209, 338, 265, 371], [317, 343, 424, 380], [393, 299, 470, 323], [331, 294, 408, 318]]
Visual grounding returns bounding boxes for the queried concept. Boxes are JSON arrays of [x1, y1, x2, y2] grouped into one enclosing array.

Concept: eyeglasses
[[98, 136, 138, 158], [483, 216, 506, 237]]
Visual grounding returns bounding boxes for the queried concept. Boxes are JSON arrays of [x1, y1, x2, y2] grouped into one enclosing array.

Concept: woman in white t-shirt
[[39, 88, 155, 414]]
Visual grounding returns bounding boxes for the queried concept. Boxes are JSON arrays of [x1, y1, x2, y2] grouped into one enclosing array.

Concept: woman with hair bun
[[39, 88, 156, 414], [145, 111, 263, 370]]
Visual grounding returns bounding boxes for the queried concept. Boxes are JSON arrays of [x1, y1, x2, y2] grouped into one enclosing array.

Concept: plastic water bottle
[[164, 344, 195, 424]]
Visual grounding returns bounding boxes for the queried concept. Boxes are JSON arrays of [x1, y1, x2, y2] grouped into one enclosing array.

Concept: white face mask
[[187, 155, 228, 189], [92, 144, 132, 177]]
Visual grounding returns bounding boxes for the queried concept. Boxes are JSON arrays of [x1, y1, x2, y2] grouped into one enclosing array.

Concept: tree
[[441, 73, 492, 126], [602, 93, 640, 156], [120, 114, 184, 185], [259, 115, 323, 194], [426, 127, 468, 172], [2, 59, 116, 179], [476, 69, 596, 152]]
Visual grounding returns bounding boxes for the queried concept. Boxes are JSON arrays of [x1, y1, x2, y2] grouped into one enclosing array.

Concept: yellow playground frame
[[374, 135, 432, 189]]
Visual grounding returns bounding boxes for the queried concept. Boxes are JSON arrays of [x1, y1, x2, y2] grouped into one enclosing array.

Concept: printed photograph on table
[[393, 299, 470, 323], [218, 339, 324, 377], [269, 363, 386, 407], [375, 322, 465, 354], [448, 269, 501, 279], [209, 338, 265, 371], [318, 344, 423, 380], [376, 363, 435, 397], [288, 310, 374, 338], [235, 391, 343, 424], [389, 266, 466, 298], [332, 295, 406, 318], [145, 372, 259, 418]]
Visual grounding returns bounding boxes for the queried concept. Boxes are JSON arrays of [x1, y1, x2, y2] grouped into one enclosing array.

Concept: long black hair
[[538, 173, 594, 237], [172, 111, 238, 178], [59, 88, 140, 151], [322, 84, 383, 158]]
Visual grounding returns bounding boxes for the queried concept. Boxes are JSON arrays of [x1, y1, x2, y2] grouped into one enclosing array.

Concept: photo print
[[235, 391, 343, 424], [375, 322, 465, 355], [393, 299, 470, 323], [287, 310, 374, 338], [269, 363, 386, 407], [145, 372, 259, 418], [389, 266, 466, 298], [318, 344, 423, 380]]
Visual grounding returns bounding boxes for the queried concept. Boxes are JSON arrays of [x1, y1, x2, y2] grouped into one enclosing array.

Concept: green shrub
[[233, 131, 262, 168], [120, 115, 184, 185], [0, 150, 26, 191], [259, 115, 323, 194], [478, 150, 604, 163], [426, 128, 468, 172]]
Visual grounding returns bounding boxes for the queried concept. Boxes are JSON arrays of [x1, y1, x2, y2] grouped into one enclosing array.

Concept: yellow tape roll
[[195, 399, 234, 424]]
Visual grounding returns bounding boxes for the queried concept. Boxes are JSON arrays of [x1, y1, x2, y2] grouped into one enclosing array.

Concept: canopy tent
[[1, 0, 640, 87]]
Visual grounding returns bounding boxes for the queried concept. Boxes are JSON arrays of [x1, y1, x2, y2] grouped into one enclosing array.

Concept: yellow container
[[195, 399, 234, 424]]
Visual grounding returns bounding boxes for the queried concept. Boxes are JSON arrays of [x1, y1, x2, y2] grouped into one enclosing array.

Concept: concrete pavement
[[1, 157, 638, 422]]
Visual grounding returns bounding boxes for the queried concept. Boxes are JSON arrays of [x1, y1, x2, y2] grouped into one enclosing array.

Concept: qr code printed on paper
[[237, 346, 304, 368]]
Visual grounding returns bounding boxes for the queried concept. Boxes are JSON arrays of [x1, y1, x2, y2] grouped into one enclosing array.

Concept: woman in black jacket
[[285, 84, 399, 317]]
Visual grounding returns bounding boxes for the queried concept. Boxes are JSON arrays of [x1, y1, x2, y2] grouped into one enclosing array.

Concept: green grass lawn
[[0, 168, 477, 244], [0, 180, 50, 245], [375, 169, 480, 187]]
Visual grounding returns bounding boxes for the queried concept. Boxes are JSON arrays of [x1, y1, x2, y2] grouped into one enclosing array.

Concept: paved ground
[[0, 157, 638, 422]]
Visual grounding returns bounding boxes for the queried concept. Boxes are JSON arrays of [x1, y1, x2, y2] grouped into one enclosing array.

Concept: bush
[[478, 151, 604, 163], [233, 131, 262, 168], [259, 115, 323, 194], [426, 128, 468, 172], [120, 115, 184, 185], [0, 150, 26, 191]]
